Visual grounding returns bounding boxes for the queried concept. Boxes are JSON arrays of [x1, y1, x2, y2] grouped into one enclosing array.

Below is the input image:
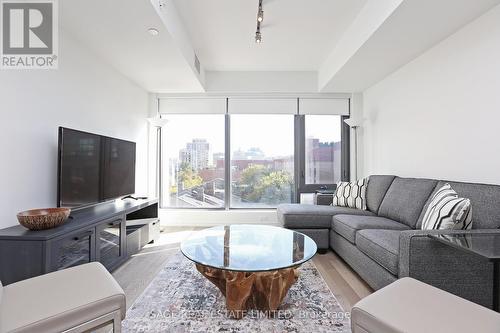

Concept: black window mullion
[[294, 114, 304, 203], [296, 114, 350, 201], [224, 100, 230, 210]]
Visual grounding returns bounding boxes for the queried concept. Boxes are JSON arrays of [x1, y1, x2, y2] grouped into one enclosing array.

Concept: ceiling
[[320, 0, 500, 92], [174, 0, 367, 71], [59, 0, 500, 93], [60, 0, 204, 93]]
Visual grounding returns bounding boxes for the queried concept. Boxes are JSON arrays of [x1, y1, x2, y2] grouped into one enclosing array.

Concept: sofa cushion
[[378, 177, 438, 228], [417, 180, 500, 230], [356, 229, 401, 275], [332, 215, 410, 244], [277, 204, 375, 229], [366, 175, 396, 214]]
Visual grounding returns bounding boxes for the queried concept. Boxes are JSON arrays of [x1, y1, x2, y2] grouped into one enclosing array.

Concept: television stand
[[121, 195, 148, 200], [0, 198, 158, 285]]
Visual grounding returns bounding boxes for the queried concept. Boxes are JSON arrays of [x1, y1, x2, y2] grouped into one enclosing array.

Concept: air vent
[[194, 54, 201, 74]]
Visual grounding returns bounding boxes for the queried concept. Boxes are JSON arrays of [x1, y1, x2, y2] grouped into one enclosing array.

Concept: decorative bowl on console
[[17, 208, 71, 231]]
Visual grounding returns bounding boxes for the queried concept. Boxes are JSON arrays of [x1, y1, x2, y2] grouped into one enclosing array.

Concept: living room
[[1, 0, 500, 332]]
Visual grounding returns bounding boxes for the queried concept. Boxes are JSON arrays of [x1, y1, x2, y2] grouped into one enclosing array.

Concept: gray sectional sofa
[[277, 175, 500, 308]]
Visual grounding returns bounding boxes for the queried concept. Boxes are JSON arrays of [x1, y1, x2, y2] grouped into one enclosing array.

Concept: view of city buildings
[[167, 136, 340, 208], [179, 139, 210, 171], [305, 138, 342, 185]]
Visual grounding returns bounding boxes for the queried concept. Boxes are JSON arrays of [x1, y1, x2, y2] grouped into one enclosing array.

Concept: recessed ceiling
[[174, 0, 367, 71], [58, 0, 500, 93], [60, 0, 204, 93]]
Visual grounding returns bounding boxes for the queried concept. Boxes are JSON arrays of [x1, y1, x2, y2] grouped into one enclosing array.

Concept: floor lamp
[[147, 117, 169, 201], [343, 118, 363, 180]]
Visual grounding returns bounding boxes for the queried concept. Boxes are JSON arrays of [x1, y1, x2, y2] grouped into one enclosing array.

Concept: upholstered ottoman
[[351, 277, 500, 333], [0, 262, 126, 333]]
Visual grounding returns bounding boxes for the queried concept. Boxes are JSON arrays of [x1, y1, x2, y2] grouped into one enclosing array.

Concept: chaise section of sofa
[[277, 175, 396, 250], [278, 175, 500, 309], [277, 204, 375, 250]]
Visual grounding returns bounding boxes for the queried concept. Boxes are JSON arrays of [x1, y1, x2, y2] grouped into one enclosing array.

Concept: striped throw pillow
[[421, 183, 472, 230], [332, 178, 368, 211]]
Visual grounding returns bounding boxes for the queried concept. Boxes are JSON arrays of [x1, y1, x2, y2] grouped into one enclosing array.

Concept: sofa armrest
[[399, 229, 500, 308]]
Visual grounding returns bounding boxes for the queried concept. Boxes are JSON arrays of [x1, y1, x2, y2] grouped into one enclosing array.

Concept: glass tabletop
[[180, 225, 318, 272], [429, 233, 500, 261]]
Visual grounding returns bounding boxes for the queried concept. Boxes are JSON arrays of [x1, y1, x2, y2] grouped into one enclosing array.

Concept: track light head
[[254, 0, 264, 44], [257, 9, 264, 22], [255, 31, 262, 43]]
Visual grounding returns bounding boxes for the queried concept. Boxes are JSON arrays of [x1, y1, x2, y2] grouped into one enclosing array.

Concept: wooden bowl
[[17, 208, 71, 231]]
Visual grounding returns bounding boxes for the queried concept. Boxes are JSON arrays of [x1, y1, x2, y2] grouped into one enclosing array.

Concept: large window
[[304, 115, 342, 185], [162, 114, 225, 208], [159, 98, 349, 209], [230, 115, 295, 208]]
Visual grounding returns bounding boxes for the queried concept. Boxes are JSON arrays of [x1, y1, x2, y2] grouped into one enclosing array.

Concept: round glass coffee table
[[181, 225, 317, 318]]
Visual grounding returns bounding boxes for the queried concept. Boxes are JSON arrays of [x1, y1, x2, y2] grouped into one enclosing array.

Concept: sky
[[163, 114, 342, 160]]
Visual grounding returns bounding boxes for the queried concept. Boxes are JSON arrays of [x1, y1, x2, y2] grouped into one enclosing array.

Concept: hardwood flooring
[[112, 226, 373, 313]]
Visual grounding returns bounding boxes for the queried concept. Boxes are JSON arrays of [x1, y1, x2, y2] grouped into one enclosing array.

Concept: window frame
[[294, 115, 350, 203], [158, 98, 351, 210]]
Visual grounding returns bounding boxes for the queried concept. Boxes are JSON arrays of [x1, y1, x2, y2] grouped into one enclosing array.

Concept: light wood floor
[[112, 226, 373, 312]]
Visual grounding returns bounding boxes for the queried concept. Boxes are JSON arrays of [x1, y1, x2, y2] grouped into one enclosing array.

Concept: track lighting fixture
[[255, 30, 262, 43], [255, 0, 264, 44], [257, 8, 264, 23]]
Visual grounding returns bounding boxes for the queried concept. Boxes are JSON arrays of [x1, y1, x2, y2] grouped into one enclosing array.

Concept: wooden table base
[[196, 264, 299, 318]]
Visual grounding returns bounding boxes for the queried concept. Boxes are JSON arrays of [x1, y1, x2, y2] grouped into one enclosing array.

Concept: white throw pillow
[[332, 178, 368, 211], [421, 183, 472, 230]]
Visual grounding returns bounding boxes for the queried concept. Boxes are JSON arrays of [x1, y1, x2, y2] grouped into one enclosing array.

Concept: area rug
[[122, 252, 351, 333]]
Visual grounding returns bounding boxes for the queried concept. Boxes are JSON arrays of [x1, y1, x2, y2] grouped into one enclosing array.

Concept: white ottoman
[[352, 277, 500, 333], [0, 262, 125, 333]]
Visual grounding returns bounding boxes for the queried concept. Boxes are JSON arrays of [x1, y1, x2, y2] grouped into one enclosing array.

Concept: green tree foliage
[[257, 171, 293, 204], [237, 164, 292, 204], [178, 162, 203, 190]]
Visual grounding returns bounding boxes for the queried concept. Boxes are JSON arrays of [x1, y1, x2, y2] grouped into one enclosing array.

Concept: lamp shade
[[147, 117, 169, 127], [344, 117, 364, 128]]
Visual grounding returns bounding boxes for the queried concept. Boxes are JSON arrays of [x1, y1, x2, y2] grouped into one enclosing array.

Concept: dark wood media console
[[0, 198, 159, 285]]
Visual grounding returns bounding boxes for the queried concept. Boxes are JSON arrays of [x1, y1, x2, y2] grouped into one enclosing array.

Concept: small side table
[[429, 233, 500, 311], [313, 189, 335, 205]]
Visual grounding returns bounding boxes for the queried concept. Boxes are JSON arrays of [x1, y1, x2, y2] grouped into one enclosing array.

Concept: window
[[230, 115, 295, 208], [304, 115, 342, 185], [158, 97, 350, 210], [161, 114, 225, 208], [296, 114, 348, 199]]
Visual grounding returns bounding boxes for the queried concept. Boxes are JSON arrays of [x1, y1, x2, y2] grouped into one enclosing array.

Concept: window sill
[[159, 209, 279, 227]]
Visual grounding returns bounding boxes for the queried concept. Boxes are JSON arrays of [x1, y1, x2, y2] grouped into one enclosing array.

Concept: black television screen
[[58, 127, 136, 208]]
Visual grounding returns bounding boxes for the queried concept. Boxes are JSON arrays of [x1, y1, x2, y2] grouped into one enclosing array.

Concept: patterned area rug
[[122, 252, 351, 333]]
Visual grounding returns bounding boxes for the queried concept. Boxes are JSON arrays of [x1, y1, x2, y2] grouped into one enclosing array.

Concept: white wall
[[361, 4, 500, 184], [0, 30, 149, 229], [206, 71, 318, 92]]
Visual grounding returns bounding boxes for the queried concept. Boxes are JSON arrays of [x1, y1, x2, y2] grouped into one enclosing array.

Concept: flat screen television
[[57, 127, 136, 208]]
